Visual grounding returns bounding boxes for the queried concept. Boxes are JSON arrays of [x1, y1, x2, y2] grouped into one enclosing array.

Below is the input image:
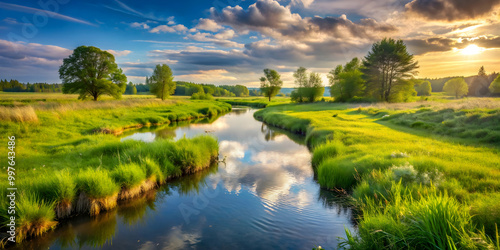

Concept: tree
[[489, 74, 500, 94], [328, 58, 365, 102], [291, 67, 325, 102], [362, 38, 419, 102], [260, 69, 283, 101], [444, 78, 468, 98], [59, 46, 127, 101], [125, 82, 137, 95], [469, 66, 490, 96], [416, 80, 432, 96], [149, 64, 175, 100]]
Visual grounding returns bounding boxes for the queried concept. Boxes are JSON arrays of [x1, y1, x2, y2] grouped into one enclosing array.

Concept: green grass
[[218, 96, 290, 108], [76, 169, 121, 198], [111, 163, 147, 189], [255, 100, 500, 247], [0, 95, 226, 243]]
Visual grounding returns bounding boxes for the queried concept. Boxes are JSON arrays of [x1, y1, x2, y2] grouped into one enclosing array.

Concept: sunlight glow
[[461, 44, 482, 55]]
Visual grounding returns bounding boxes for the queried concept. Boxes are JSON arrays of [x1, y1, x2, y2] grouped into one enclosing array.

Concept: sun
[[461, 44, 482, 55]]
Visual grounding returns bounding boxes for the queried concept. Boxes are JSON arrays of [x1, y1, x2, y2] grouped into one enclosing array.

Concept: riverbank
[[0, 98, 230, 246], [254, 101, 500, 249]]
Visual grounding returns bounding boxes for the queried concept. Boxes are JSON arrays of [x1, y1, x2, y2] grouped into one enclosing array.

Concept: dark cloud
[[406, 36, 500, 55], [210, 0, 397, 41], [406, 0, 500, 21]]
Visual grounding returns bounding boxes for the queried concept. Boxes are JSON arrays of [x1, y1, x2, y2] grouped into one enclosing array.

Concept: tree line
[[0, 79, 62, 93]]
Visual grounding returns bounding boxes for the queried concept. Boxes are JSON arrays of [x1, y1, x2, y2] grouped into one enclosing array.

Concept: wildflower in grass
[[391, 151, 409, 158]]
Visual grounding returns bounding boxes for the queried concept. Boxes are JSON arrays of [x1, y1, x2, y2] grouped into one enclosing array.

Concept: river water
[[15, 107, 355, 250]]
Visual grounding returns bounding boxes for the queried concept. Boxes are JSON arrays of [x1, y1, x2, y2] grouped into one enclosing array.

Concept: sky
[[1, 0, 500, 87]]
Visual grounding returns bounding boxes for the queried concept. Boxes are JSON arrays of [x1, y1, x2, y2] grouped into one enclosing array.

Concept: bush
[[191, 93, 214, 100]]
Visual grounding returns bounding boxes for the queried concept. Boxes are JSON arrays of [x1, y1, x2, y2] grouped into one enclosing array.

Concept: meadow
[[0, 93, 230, 245], [254, 97, 500, 249]]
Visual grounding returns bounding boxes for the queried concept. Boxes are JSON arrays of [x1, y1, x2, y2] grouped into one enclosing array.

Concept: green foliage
[[444, 78, 469, 98], [415, 80, 432, 96], [149, 64, 176, 100], [125, 82, 137, 95], [59, 46, 127, 101], [329, 58, 366, 102], [362, 38, 419, 102], [291, 67, 325, 103], [141, 157, 165, 182], [76, 169, 120, 198], [111, 163, 147, 189], [489, 74, 500, 94], [191, 92, 214, 100], [260, 68, 283, 101]]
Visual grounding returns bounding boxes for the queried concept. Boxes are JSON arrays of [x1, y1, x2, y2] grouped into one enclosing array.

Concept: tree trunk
[[93, 95, 98, 101], [268, 95, 271, 102]]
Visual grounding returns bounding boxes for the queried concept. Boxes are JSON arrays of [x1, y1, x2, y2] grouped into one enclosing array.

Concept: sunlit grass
[[255, 101, 500, 246]]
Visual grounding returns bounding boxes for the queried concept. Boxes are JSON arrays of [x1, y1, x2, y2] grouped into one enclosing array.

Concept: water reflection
[[15, 108, 354, 250]]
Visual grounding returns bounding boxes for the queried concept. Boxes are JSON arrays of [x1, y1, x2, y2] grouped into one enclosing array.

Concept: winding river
[[13, 107, 355, 250]]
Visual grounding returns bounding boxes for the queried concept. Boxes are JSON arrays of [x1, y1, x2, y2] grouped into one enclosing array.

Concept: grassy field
[[254, 98, 500, 249], [0, 92, 230, 245]]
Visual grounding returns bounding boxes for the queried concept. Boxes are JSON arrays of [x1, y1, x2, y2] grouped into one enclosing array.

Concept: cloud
[[104, 0, 174, 22], [150, 24, 187, 33], [405, 0, 500, 21], [0, 2, 95, 26], [0, 40, 72, 82], [185, 29, 244, 48], [106, 49, 132, 57], [209, 0, 397, 42], [177, 69, 238, 81], [406, 36, 500, 55], [130, 22, 150, 29], [195, 18, 223, 32]]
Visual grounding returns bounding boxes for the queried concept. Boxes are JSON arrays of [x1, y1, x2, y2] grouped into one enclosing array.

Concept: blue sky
[[1, 0, 500, 87]]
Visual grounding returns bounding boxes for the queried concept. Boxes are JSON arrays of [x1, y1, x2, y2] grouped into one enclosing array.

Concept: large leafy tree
[[489, 74, 500, 94], [415, 80, 432, 96], [59, 46, 127, 101], [444, 78, 468, 98], [260, 69, 283, 101], [328, 58, 365, 102], [149, 64, 175, 100], [362, 38, 419, 102]]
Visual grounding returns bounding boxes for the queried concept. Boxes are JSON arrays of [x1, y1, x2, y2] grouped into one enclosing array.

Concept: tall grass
[[0, 106, 38, 122], [111, 163, 146, 189], [75, 169, 120, 198], [16, 192, 57, 242]]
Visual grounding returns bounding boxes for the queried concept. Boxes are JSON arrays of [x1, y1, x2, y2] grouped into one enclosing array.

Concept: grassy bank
[[254, 100, 500, 249], [0, 95, 228, 245], [218, 96, 290, 108]]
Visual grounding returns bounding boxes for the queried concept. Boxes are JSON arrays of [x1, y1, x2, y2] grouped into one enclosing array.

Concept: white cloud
[[195, 18, 223, 32], [106, 49, 132, 57]]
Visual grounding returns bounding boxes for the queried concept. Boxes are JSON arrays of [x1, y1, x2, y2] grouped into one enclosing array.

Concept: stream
[[14, 107, 355, 250]]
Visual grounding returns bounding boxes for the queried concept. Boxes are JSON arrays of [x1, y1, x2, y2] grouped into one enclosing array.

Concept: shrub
[[191, 93, 214, 100]]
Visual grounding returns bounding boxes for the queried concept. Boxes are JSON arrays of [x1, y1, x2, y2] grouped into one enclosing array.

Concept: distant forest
[[2, 71, 499, 97], [0, 79, 62, 93]]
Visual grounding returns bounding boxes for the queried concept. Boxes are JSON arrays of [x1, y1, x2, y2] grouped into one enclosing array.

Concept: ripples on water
[[14, 108, 355, 250]]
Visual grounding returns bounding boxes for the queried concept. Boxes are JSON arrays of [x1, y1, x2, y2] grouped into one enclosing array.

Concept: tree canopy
[[443, 78, 468, 98], [291, 67, 324, 102], [489, 74, 500, 94], [59, 46, 127, 101], [260, 69, 283, 101], [149, 64, 175, 100], [362, 38, 419, 102], [415, 80, 432, 96], [328, 58, 365, 102]]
